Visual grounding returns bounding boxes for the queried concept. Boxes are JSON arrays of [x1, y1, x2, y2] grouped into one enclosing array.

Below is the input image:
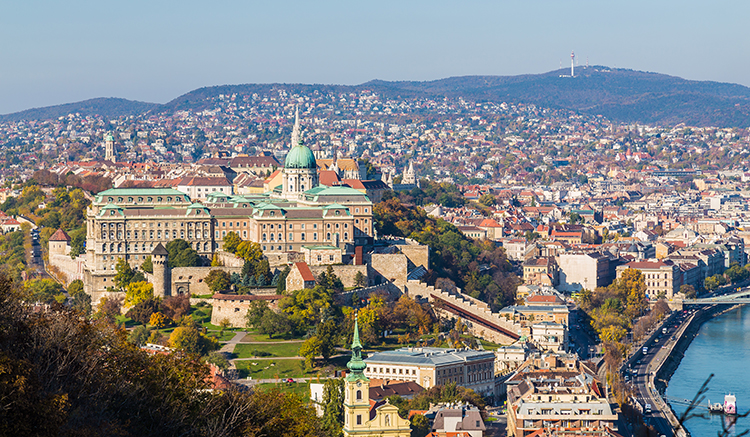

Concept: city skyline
[[2, 0, 750, 115]]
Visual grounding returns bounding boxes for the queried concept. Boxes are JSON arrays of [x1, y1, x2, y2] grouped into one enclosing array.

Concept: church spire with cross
[[346, 315, 368, 382]]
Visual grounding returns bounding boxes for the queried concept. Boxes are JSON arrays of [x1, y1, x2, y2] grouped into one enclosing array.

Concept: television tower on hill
[[571, 51, 575, 77]]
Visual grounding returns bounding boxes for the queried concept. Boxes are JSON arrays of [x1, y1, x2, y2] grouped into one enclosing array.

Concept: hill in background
[[4, 68, 750, 127], [363, 67, 750, 127], [0, 97, 158, 123]]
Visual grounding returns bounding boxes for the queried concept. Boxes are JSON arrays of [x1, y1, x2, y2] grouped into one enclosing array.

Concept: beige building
[[616, 259, 680, 300], [364, 347, 496, 398], [556, 252, 610, 291], [506, 356, 618, 437]]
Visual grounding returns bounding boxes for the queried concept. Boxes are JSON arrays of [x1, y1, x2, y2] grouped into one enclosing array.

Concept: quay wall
[[650, 304, 742, 437]]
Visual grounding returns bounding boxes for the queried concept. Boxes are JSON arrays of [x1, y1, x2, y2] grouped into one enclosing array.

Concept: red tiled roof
[[49, 229, 71, 242], [294, 262, 316, 282]]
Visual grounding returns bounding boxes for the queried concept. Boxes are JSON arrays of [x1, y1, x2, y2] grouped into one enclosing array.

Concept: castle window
[[289, 224, 293, 229], [313, 233, 318, 240], [289, 233, 293, 241], [356, 415, 362, 425], [355, 208, 359, 213], [344, 233, 348, 240], [364, 208, 368, 213], [356, 390, 362, 400], [301, 233, 305, 241], [128, 197, 133, 202], [318, 255, 322, 261], [313, 224, 318, 229], [327, 233, 331, 240]]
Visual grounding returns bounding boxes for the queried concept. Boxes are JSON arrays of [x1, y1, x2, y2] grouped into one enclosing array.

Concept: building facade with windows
[[83, 125, 374, 296], [363, 347, 496, 398]]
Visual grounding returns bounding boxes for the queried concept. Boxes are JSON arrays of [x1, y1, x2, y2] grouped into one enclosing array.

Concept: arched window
[[356, 390, 362, 400], [326, 233, 331, 240]]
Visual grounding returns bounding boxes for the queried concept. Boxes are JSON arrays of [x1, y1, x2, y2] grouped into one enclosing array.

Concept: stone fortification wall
[[368, 254, 408, 287], [171, 266, 243, 296], [215, 251, 245, 268], [48, 254, 86, 286], [309, 265, 368, 289], [333, 283, 402, 305], [265, 252, 304, 268], [210, 294, 283, 328], [405, 280, 521, 345], [398, 243, 429, 270]]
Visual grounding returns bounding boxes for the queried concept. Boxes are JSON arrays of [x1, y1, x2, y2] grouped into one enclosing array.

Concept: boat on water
[[708, 400, 724, 414], [724, 394, 737, 415]]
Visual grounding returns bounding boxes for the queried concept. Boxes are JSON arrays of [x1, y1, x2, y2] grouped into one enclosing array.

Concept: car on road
[[286, 378, 294, 383], [645, 403, 652, 414]]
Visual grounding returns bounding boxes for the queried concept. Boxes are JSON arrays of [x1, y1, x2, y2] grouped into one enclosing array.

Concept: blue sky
[[1, 0, 748, 114]]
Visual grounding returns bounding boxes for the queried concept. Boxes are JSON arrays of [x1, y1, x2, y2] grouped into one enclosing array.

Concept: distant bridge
[[684, 288, 750, 305]]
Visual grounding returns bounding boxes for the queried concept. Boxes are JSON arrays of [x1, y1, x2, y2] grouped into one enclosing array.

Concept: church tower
[[104, 133, 116, 162], [281, 106, 318, 200], [343, 317, 410, 437]]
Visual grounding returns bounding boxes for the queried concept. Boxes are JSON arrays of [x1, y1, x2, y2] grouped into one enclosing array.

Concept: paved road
[[626, 309, 693, 437]]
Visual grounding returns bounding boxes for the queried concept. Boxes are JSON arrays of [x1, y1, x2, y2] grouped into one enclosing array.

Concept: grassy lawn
[[239, 331, 306, 343], [234, 342, 302, 358], [115, 315, 139, 328], [208, 330, 238, 342], [190, 305, 212, 325], [235, 356, 349, 380], [235, 359, 311, 380], [255, 381, 312, 401]]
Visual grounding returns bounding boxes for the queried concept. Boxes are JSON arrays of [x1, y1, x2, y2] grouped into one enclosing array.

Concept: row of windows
[[106, 196, 184, 203], [103, 230, 211, 240], [101, 222, 208, 230], [371, 367, 417, 376], [101, 241, 213, 253], [261, 232, 348, 242]]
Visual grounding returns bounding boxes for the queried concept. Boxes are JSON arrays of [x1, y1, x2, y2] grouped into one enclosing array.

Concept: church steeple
[[346, 315, 368, 382]]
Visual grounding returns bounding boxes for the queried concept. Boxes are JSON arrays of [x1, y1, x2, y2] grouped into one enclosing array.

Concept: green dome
[[284, 143, 317, 169]]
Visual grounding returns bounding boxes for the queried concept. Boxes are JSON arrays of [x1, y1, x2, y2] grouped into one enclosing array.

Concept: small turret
[[151, 243, 170, 298]]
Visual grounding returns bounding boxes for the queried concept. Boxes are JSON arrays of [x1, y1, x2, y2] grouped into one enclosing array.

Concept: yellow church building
[[343, 319, 411, 437]]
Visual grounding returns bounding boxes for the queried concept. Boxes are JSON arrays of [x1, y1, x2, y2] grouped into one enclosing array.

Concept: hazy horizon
[[2, 0, 749, 115]]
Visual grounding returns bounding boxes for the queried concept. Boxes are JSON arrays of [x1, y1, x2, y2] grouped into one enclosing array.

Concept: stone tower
[[104, 133, 116, 162], [151, 243, 170, 298]]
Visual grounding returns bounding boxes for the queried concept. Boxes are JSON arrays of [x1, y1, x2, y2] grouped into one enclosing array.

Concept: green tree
[[206, 350, 229, 371], [410, 414, 431, 437], [680, 284, 697, 299], [258, 310, 292, 339], [255, 259, 272, 286], [478, 193, 496, 207], [246, 300, 270, 329], [321, 378, 344, 436], [204, 269, 231, 293], [223, 231, 242, 253], [124, 281, 154, 307], [354, 271, 366, 288], [67, 279, 84, 296], [169, 326, 201, 354], [71, 292, 92, 316], [299, 336, 323, 368], [704, 275, 720, 292], [166, 239, 200, 268], [24, 278, 64, 304], [141, 256, 153, 273], [235, 241, 263, 264], [128, 325, 150, 345], [114, 258, 136, 290], [276, 265, 291, 293]]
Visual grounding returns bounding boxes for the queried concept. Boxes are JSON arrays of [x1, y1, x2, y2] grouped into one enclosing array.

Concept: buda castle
[[80, 108, 374, 296]]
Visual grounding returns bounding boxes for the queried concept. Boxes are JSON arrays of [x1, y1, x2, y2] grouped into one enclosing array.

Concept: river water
[[667, 306, 750, 436]]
